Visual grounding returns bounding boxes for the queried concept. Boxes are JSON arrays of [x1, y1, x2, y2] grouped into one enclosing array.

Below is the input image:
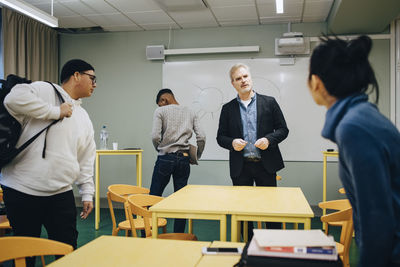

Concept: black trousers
[[231, 161, 281, 241], [2, 186, 77, 267]]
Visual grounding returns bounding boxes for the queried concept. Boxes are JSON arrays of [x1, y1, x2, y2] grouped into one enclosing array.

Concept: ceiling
[[21, 0, 334, 32], [8, 0, 400, 34]]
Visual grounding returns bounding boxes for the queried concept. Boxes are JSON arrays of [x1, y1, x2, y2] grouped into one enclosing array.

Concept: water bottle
[[99, 125, 109, 150]]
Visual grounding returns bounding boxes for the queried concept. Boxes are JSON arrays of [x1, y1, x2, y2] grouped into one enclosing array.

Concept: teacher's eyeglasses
[[80, 72, 96, 84]]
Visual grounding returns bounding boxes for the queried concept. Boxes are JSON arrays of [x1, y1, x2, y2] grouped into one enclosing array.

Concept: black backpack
[[0, 75, 64, 171]]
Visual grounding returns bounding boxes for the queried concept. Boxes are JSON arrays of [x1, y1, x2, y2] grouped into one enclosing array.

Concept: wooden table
[[150, 185, 314, 242], [95, 149, 143, 230], [230, 186, 314, 242], [196, 241, 245, 267], [48, 235, 210, 267]]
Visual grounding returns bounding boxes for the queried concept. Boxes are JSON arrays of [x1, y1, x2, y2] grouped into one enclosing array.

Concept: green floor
[[5, 208, 359, 266]]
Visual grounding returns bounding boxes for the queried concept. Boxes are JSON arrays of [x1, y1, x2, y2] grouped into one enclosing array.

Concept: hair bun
[[347, 35, 372, 62]]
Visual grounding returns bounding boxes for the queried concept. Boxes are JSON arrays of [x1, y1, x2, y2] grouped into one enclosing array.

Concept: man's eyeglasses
[[80, 72, 96, 84]]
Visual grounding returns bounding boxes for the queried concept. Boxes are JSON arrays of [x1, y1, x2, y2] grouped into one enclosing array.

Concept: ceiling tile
[[84, 13, 134, 26], [59, 15, 97, 28], [102, 25, 142, 31], [33, 2, 76, 17], [260, 16, 301, 24], [178, 21, 219, 29], [105, 0, 162, 12], [140, 23, 180, 30], [212, 5, 257, 21], [80, 0, 120, 14], [168, 9, 216, 23], [125, 10, 173, 24], [219, 19, 259, 26], [303, 0, 333, 18], [57, 0, 98, 15], [24, 0, 52, 4], [206, 0, 256, 8]]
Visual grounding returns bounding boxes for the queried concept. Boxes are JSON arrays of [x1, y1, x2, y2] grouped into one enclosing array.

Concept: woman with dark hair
[[308, 35, 400, 267]]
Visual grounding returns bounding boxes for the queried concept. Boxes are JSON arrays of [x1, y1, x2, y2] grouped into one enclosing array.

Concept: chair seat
[[0, 215, 11, 229], [158, 233, 198, 241], [336, 242, 344, 255], [118, 218, 167, 230]]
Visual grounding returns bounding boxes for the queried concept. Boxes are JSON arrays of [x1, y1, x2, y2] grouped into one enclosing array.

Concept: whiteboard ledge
[[164, 46, 260, 55]]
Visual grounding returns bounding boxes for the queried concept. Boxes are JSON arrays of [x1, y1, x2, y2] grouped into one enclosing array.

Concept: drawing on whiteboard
[[192, 85, 224, 120], [252, 76, 282, 102]]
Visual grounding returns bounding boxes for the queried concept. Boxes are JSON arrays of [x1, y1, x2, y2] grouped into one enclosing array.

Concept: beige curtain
[[2, 7, 58, 83]]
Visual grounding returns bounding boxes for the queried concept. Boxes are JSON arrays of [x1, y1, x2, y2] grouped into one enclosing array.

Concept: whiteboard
[[162, 58, 336, 161]]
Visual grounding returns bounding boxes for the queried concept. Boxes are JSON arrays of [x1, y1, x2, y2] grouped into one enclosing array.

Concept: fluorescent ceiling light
[[276, 0, 284, 14], [0, 0, 58, 27]]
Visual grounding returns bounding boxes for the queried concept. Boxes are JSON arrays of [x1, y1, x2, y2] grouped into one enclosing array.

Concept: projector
[[275, 32, 310, 55]]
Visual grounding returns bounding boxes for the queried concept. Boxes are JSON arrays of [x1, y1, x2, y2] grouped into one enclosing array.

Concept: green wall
[[59, 23, 391, 206]]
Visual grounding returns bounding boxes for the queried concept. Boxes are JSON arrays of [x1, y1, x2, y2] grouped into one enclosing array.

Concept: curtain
[[2, 7, 58, 83]]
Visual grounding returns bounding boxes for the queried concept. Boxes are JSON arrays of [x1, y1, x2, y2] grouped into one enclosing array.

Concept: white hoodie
[[1, 81, 95, 202]]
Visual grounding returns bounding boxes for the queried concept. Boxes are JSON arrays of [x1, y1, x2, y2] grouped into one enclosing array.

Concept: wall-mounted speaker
[[146, 45, 165, 60]]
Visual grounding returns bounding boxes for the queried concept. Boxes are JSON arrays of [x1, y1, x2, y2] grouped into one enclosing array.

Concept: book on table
[[247, 229, 338, 261]]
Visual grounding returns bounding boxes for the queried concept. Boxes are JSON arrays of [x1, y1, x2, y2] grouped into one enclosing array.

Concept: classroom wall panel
[[60, 23, 390, 206]]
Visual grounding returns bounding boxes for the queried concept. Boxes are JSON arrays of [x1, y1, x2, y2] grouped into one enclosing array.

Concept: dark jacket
[[217, 93, 289, 177], [322, 93, 400, 267]]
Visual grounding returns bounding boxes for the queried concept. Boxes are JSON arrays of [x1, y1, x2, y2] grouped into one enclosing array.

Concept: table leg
[[243, 221, 248, 242], [152, 213, 158, 238], [137, 153, 142, 187], [323, 154, 327, 230], [304, 219, 311, 230], [95, 153, 100, 230], [188, 219, 193, 234], [220, 215, 226, 241], [231, 215, 238, 242]]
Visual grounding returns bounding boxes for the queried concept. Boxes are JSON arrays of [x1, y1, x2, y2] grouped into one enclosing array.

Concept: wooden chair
[[320, 206, 353, 267], [0, 188, 12, 236], [0, 236, 73, 267], [125, 194, 198, 240], [319, 199, 351, 235], [107, 184, 167, 237], [257, 175, 287, 230]]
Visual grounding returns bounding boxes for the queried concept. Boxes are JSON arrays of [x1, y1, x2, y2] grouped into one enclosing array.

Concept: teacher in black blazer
[[217, 63, 289, 238]]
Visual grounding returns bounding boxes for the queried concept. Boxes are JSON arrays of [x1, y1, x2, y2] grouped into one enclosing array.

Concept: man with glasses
[[1, 59, 97, 265]]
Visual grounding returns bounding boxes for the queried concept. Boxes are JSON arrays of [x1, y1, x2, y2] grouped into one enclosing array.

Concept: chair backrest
[[126, 194, 163, 237], [107, 184, 150, 203], [107, 184, 150, 233], [320, 206, 353, 266], [318, 199, 351, 211], [0, 236, 73, 267]]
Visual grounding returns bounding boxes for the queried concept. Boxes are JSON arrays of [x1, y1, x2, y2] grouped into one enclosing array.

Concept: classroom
[[1, 0, 400, 266]]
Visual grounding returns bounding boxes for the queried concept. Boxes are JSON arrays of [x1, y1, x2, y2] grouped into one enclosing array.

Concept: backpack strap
[[41, 82, 65, 158], [15, 82, 65, 158]]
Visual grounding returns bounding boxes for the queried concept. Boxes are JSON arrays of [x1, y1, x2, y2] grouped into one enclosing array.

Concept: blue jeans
[[150, 153, 190, 233]]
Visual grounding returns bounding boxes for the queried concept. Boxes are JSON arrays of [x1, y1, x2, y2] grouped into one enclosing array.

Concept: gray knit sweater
[[151, 104, 205, 157]]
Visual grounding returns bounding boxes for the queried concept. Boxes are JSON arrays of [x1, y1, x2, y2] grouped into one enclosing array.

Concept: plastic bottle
[[99, 125, 109, 150]]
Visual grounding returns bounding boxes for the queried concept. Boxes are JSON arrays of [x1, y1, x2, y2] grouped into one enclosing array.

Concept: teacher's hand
[[254, 137, 269, 150], [232, 138, 247, 151]]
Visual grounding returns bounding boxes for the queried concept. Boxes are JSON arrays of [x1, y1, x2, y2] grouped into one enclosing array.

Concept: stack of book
[[248, 229, 338, 261]]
